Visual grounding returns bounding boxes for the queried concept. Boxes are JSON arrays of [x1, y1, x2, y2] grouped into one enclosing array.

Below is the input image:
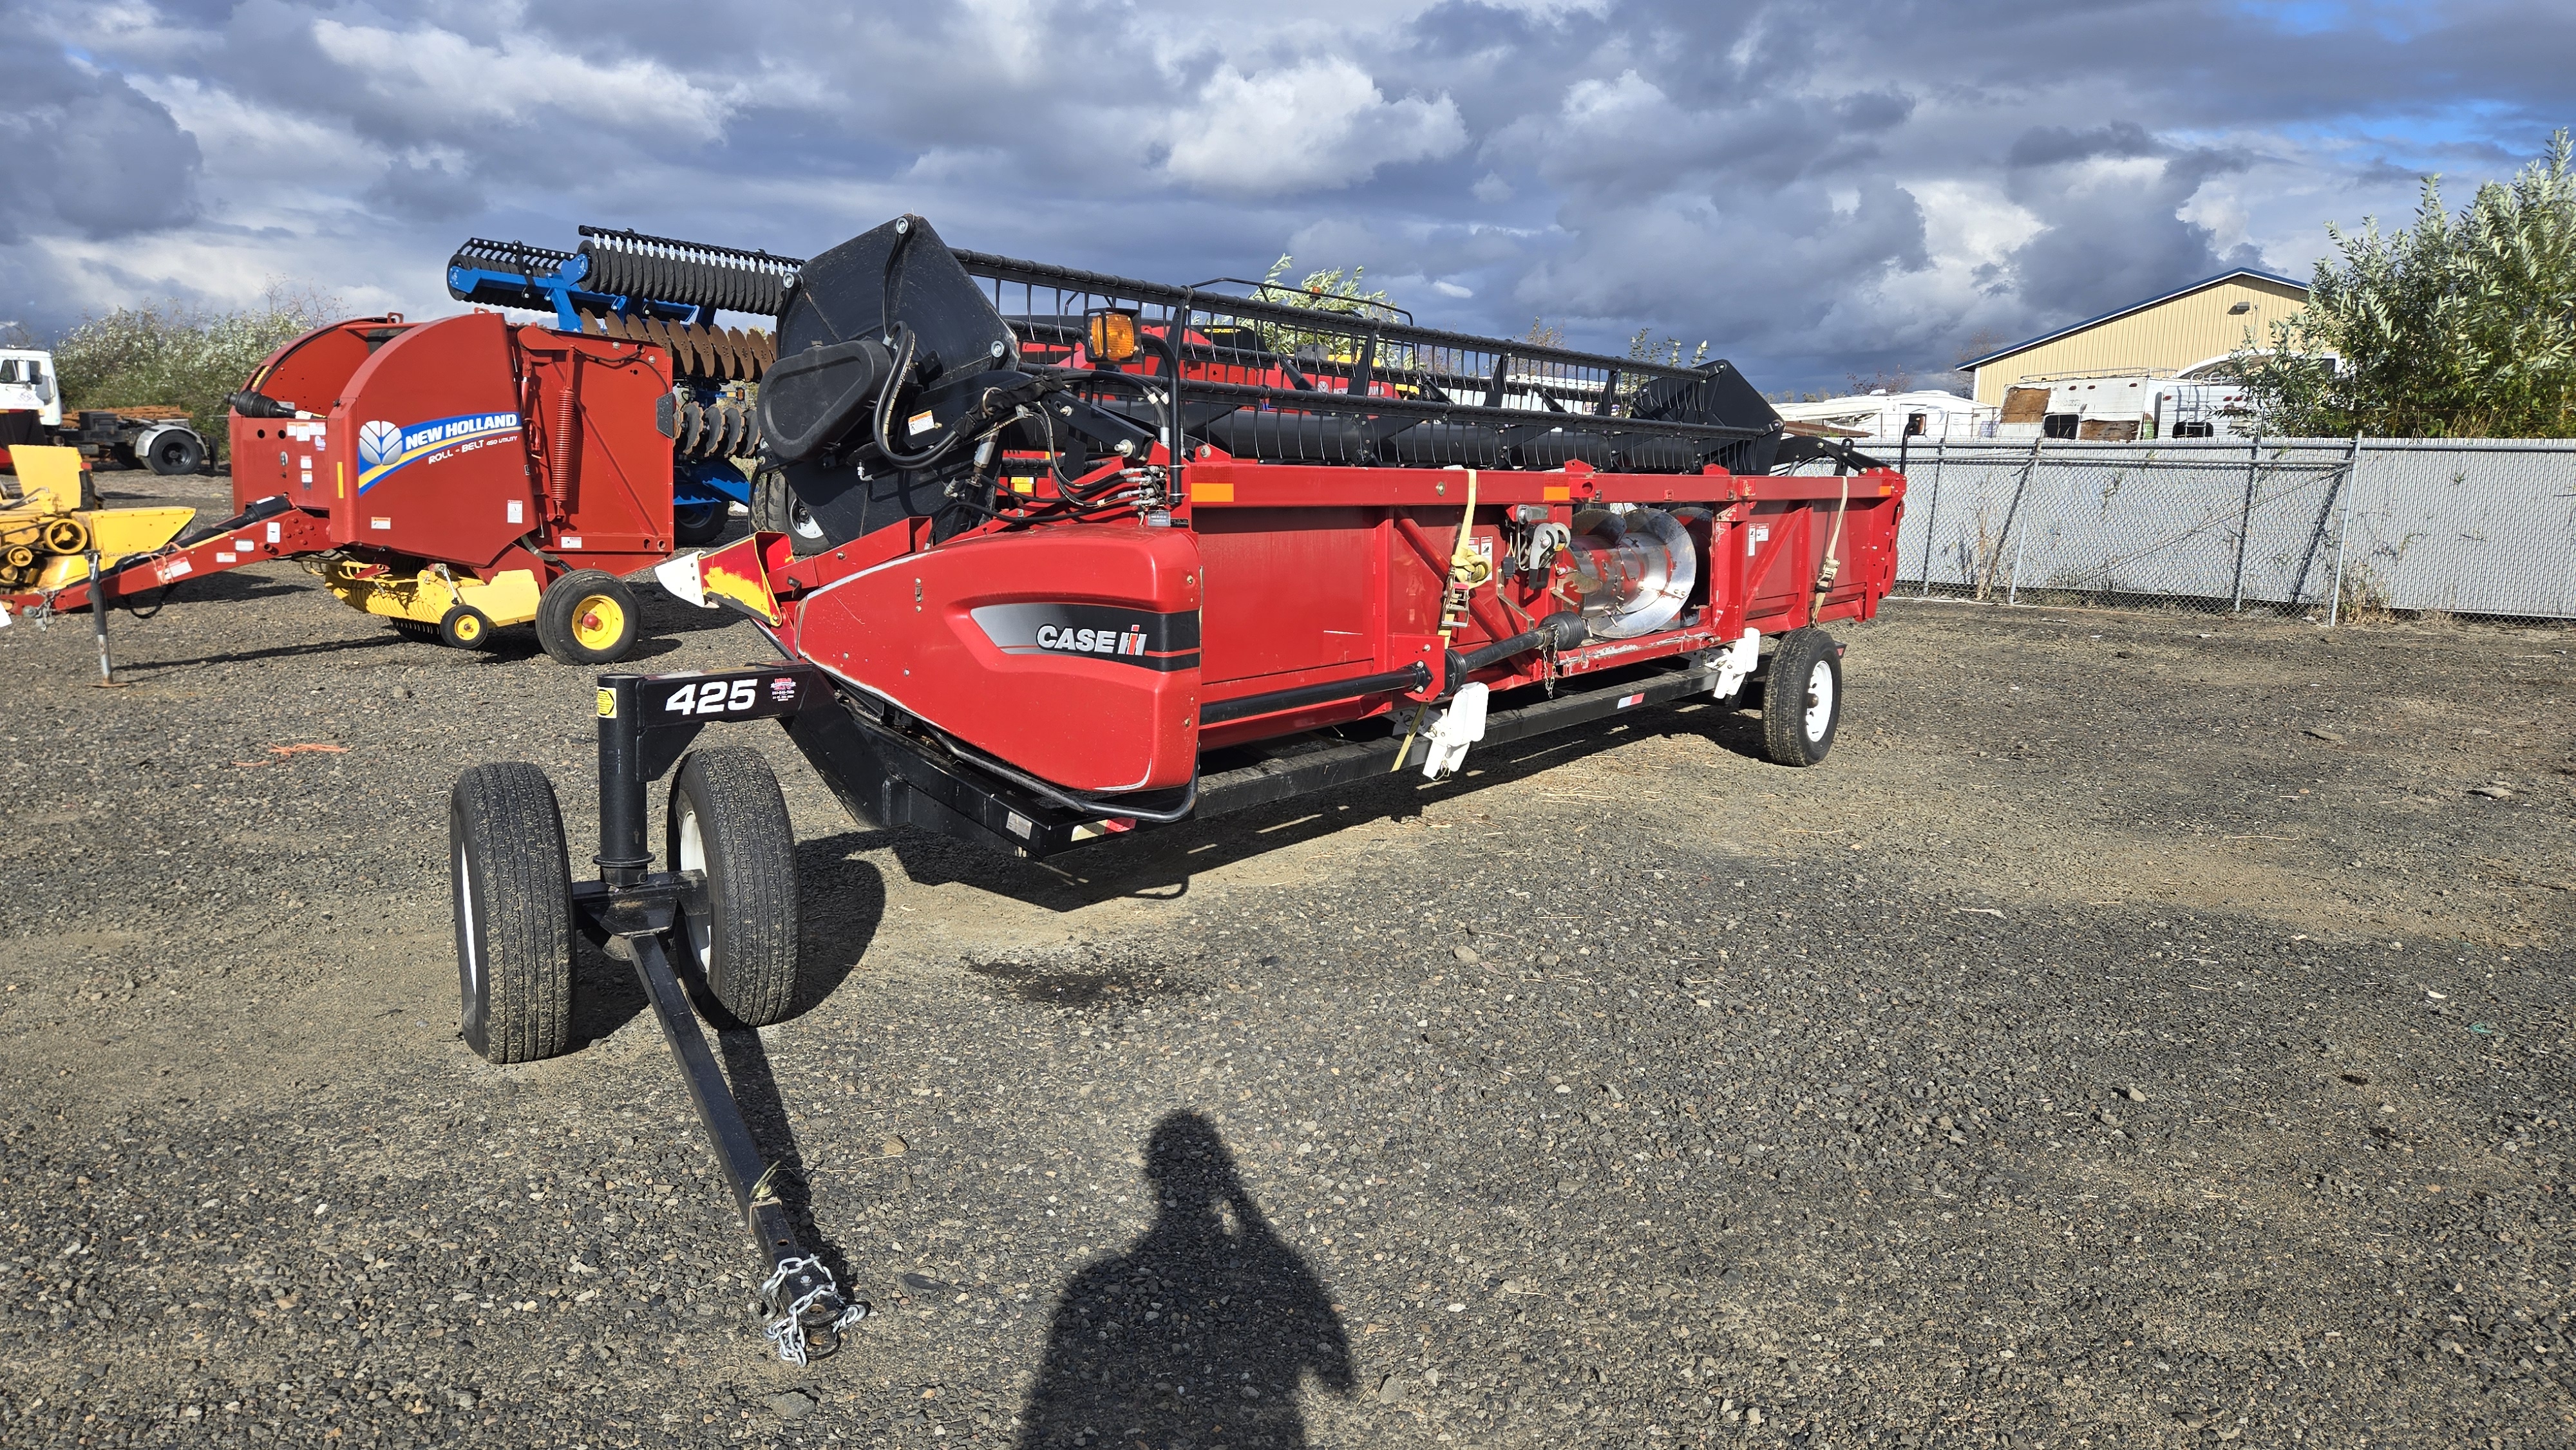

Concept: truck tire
[[674, 498, 730, 547], [668, 747, 799, 1027], [1761, 627, 1842, 767], [534, 570, 639, 666], [142, 428, 207, 476], [752, 467, 829, 557], [450, 763, 574, 1064]]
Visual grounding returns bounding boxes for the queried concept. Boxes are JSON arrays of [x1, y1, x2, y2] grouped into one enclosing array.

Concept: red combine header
[[444, 213, 1908, 1357], [667, 212, 1905, 842]]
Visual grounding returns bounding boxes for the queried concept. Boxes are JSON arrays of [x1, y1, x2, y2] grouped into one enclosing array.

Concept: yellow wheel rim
[[453, 614, 483, 643], [571, 594, 625, 651]]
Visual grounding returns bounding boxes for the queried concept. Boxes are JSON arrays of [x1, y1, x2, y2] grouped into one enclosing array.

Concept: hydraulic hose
[[1454, 611, 1587, 677], [945, 739, 1200, 824]]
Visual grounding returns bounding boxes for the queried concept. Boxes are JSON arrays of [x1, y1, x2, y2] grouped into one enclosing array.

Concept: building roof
[[1960, 268, 2310, 371]]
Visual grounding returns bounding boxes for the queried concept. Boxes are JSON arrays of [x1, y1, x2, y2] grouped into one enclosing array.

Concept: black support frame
[[573, 668, 865, 1366]]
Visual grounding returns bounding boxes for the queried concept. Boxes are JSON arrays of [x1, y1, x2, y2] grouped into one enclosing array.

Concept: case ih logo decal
[[357, 411, 521, 493], [969, 603, 1200, 673], [1039, 623, 1149, 657]]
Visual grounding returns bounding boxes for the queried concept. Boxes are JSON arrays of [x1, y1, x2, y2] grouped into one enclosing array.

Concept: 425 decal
[[666, 678, 761, 715], [634, 670, 817, 725]]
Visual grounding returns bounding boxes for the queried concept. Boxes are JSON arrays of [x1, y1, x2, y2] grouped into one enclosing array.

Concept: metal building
[[1962, 269, 2311, 409]]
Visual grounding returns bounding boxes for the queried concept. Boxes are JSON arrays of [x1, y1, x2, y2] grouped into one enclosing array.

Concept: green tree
[[2235, 130, 2576, 437], [1624, 328, 1709, 368], [1248, 254, 1399, 366], [50, 287, 340, 440]]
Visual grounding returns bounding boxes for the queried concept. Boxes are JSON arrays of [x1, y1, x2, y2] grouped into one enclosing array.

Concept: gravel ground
[[2, 467, 2571, 1449]]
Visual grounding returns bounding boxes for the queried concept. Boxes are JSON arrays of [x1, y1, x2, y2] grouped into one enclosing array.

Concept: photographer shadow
[[1018, 1112, 1353, 1449]]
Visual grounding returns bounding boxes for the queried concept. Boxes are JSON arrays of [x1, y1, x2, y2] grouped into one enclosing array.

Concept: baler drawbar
[[446, 212, 1909, 1361]]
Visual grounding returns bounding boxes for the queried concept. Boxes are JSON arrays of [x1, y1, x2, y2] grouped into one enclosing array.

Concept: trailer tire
[[142, 428, 207, 476], [1761, 628, 1841, 767], [534, 570, 639, 666], [673, 498, 730, 547], [752, 468, 828, 557], [439, 603, 495, 650], [668, 747, 799, 1027], [450, 762, 574, 1064]]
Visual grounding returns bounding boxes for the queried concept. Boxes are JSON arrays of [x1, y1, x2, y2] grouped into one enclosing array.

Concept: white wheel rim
[[789, 501, 823, 540], [1803, 659, 1835, 742], [454, 841, 481, 1000], [676, 801, 712, 966]]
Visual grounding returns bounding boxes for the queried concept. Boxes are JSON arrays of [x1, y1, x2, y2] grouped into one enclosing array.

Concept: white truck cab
[[0, 350, 63, 429]]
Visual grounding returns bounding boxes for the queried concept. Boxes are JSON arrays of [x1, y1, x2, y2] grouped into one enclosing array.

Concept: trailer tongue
[[448, 212, 1906, 1362]]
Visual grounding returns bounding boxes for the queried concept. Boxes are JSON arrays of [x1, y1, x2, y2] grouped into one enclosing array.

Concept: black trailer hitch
[[574, 668, 867, 1364]]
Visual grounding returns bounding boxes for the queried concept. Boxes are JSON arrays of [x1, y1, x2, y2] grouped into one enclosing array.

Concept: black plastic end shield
[[777, 216, 1016, 387]]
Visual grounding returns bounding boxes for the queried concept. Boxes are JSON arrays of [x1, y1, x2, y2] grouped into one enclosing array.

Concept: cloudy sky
[[3, 0, 2566, 393]]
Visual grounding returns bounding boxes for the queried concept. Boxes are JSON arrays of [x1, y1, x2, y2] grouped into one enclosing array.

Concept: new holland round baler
[[0, 227, 790, 666], [444, 214, 1908, 1361]]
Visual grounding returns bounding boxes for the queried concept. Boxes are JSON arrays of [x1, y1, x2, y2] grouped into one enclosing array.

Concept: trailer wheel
[[143, 428, 207, 476], [450, 762, 574, 1064], [668, 747, 799, 1027], [439, 603, 495, 650], [752, 468, 828, 557], [674, 499, 730, 547], [1761, 628, 1842, 767], [535, 570, 640, 666]]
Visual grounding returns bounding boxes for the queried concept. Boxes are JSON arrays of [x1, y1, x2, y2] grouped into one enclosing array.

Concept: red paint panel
[[516, 327, 678, 573], [229, 319, 409, 514], [791, 527, 1202, 793], [329, 312, 533, 567], [1195, 507, 1378, 684]]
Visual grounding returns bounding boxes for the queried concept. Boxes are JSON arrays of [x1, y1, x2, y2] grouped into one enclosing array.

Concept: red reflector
[[1617, 693, 1645, 709], [1101, 818, 1137, 834]]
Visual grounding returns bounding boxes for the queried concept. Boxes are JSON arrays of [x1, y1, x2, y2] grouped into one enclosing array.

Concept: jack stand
[[86, 551, 121, 687]]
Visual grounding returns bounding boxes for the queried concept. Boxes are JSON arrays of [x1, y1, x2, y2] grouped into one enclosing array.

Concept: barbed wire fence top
[[1857, 437, 2576, 623]]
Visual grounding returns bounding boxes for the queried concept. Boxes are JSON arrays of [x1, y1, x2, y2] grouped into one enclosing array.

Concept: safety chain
[[758, 1254, 869, 1368]]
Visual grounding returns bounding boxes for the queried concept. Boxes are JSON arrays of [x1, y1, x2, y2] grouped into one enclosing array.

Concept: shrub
[[50, 287, 340, 444], [2236, 131, 2576, 438]]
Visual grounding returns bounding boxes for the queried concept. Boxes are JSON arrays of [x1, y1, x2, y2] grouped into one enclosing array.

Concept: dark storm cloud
[[0, 39, 202, 245], [5, 0, 2566, 390]]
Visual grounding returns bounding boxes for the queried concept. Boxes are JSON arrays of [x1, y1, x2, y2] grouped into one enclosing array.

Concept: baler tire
[[439, 603, 495, 650], [752, 468, 828, 557], [673, 499, 730, 547], [668, 747, 799, 1028], [1761, 628, 1841, 768], [449, 762, 575, 1064], [535, 570, 640, 666]]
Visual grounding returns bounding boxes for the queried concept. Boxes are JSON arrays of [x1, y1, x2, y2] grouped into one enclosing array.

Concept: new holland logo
[[355, 411, 520, 493], [357, 419, 401, 471], [1036, 624, 1149, 657]]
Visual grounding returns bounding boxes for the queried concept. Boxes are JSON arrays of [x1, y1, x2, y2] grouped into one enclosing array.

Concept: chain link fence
[[1851, 437, 2576, 622]]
